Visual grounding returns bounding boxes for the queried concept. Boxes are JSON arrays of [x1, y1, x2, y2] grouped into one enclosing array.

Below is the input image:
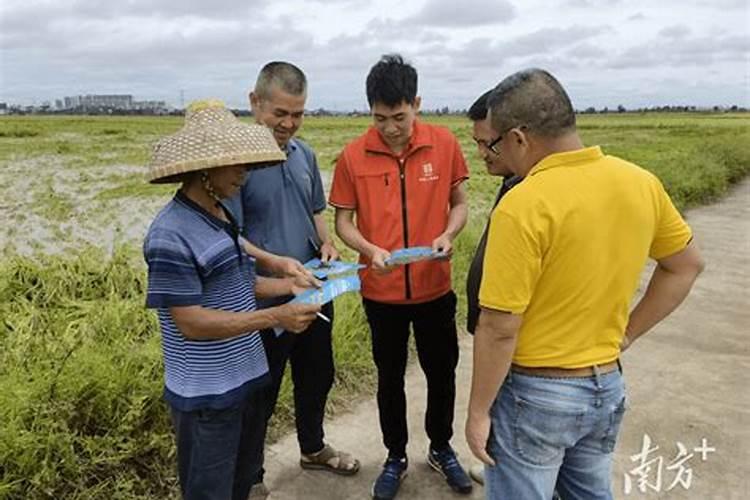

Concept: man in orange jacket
[[330, 54, 472, 500]]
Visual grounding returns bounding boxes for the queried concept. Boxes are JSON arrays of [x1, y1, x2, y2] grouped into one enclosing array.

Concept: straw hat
[[147, 99, 285, 184]]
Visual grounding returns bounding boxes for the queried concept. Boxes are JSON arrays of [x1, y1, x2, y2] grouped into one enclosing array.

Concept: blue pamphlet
[[291, 275, 361, 305], [303, 258, 365, 279], [385, 246, 448, 266]]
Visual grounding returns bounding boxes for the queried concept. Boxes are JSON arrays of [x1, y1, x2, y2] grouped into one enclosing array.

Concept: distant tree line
[[578, 104, 748, 114], [2, 104, 747, 117]]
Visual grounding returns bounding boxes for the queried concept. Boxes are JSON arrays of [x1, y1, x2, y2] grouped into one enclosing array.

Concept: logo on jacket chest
[[418, 162, 439, 183]]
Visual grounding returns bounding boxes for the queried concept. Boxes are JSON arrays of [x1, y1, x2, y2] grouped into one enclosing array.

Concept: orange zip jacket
[[329, 120, 469, 304]]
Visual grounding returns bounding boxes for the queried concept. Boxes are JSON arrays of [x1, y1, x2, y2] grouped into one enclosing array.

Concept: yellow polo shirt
[[479, 146, 692, 368]]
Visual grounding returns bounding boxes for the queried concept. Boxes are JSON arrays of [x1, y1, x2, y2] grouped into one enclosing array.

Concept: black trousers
[[363, 291, 459, 459], [261, 301, 335, 456]]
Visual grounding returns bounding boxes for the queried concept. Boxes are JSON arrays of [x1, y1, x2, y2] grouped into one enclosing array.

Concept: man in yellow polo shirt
[[465, 69, 705, 500]]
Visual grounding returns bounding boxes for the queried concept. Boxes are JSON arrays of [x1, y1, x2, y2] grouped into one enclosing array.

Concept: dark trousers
[[363, 291, 459, 459], [170, 388, 267, 500], [261, 301, 335, 455]]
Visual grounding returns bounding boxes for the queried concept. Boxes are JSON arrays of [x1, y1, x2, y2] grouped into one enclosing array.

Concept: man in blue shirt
[[144, 100, 321, 500], [230, 62, 360, 478]]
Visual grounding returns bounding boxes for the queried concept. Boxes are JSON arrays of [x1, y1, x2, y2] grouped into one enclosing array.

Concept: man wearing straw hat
[[144, 99, 321, 500], [227, 61, 360, 479]]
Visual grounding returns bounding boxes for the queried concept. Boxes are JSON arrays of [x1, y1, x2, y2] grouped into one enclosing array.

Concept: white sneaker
[[469, 464, 484, 486], [248, 482, 270, 499]]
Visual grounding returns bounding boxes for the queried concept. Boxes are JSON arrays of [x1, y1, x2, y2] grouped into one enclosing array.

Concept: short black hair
[[365, 54, 418, 108], [255, 61, 307, 99], [467, 89, 493, 121], [488, 68, 576, 138]]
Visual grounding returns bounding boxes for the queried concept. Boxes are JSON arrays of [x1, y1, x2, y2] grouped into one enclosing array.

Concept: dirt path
[[263, 179, 749, 500]]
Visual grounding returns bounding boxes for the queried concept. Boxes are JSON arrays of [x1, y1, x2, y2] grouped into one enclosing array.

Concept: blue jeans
[[485, 369, 626, 500], [170, 388, 267, 500]]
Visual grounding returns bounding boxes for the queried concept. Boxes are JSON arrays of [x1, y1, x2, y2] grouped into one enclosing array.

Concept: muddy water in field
[[0, 157, 332, 255], [0, 156, 165, 254]]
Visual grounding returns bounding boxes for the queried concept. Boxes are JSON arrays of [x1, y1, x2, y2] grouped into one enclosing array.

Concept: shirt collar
[[503, 175, 523, 190], [174, 190, 234, 231], [283, 138, 298, 154], [364, 119, 432, 156], [529, 146, 603, 176]]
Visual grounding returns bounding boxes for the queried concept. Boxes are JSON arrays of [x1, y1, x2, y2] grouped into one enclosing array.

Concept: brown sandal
[[300, 444, 360, 476]]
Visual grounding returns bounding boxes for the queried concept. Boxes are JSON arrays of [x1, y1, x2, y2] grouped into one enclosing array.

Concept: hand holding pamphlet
[[303, 258, 365, 279], [384, 246, 449, 266], [291, 275, 362, 305]]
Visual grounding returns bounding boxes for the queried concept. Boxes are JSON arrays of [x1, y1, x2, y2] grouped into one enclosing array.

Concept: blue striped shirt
[[144, 191, 269, 411]]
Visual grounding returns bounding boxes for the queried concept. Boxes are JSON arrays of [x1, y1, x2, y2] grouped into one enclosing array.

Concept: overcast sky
[[1, 0, 748, 110]]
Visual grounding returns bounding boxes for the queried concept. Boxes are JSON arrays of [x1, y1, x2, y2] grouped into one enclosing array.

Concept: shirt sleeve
[[479, 208, 542, 314], [649, 179, 693, 260], [329, 150, 357, 209], [309, 151, 327, 214], [450, 136, 470, 186], [144, 229, 203, 308]]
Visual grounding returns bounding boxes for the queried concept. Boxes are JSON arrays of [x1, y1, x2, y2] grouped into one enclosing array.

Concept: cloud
[[403, 0, 516, 27], [608, 33, 750, 69], [693, 0, 747, 7], [566, 42, 608, 59], [564, 0, 621, 7], [658, 25, 692, 39], [407, 24, 610, 78], [499, 25, 611, 57], [1, 0, 748, 110]]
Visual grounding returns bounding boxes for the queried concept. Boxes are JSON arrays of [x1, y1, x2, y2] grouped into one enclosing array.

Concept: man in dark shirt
[[464, 89, 522, 486], [466, 90, 523, 337]]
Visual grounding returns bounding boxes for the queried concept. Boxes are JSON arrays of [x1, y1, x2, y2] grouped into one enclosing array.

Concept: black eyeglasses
[[485, 134, 504, 155], [486, 125, 526, 155]]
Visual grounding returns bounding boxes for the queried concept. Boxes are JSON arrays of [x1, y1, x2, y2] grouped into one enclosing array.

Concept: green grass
[[0, 246, 376, 499], [0, 112, 748, 498]]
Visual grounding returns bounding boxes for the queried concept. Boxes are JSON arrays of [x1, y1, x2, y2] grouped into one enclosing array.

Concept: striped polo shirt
[[144, 191, 269, 411]]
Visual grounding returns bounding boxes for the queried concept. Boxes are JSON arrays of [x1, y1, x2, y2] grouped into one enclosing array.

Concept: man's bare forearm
[[241, 238, 280, 273], [255, 276, 293, 299], [442, 185, 468, 240], [625, 267, 701, 343], [335, 210, 378, 258], [170, 305, 285, 341], [468, 309, 521, 417], [624, 243, 704, 347], [313, 213, 333, 246]]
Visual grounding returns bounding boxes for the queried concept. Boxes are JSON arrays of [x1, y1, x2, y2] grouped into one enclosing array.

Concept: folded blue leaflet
[[291, 275, 361, 305], [385, 246, 448, 266], [303, 258, 365, 279]]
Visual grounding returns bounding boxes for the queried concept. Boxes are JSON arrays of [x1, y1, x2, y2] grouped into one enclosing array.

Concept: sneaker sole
[[427, 455, 473, 495], [371, 472, 408, 500], [299, 459, 361, 476]]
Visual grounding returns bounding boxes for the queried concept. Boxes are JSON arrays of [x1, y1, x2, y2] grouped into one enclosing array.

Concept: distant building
[[80, 94, 133, 110], [55, 100, 64, 110], [62, 94, 132, 111], [0, 102, 7, 115], [60, 94, 168, 113], [64, 96, 81, 109], [132, 100, 168, 113]]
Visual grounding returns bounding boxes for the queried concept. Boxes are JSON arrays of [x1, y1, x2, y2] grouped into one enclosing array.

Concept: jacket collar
[[364, 119, 432, 157]]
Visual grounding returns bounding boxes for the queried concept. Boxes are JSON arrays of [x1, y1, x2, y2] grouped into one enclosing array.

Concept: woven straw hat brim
[[146, 103, 286, 184], [148, 152, 284, 184]]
